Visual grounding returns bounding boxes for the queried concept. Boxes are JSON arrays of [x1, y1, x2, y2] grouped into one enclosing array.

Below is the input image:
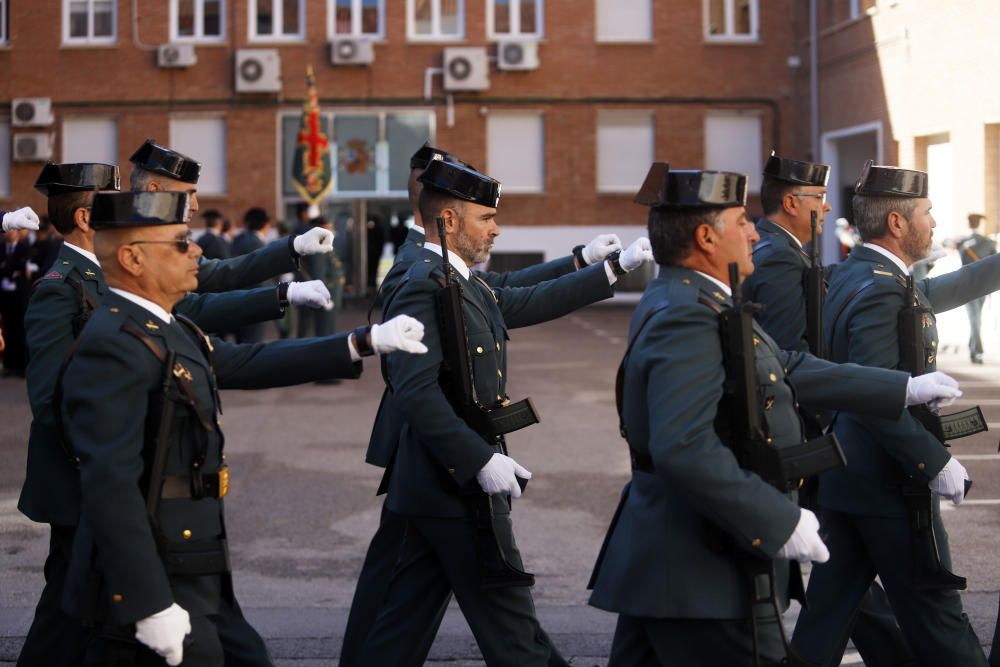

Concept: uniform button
[[416, 242, 423, 247], [931, 340, 937, 348], [423, 259, 431, 263], [109, 307, 120, 313], [448, 468, 456, 475], [681, 279, 691, 285], [769, 373, 777, 382], [497, 369, 502, 377], [497, 394, 503, 401], [752, 538, 762, 548], [112, 594, 123, 603], [766, 437, 773, 444], [495, 342, 501, 351], [794, 401, 800, 409], [917, 462, 926, 471], [476, 346, 484, 354], [182, 529, 193, 540], [753, 337, 760, 347]]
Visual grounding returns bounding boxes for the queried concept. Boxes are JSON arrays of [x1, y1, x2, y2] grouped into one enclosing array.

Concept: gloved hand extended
[[476, 453, 532, 498], [286, 280, 331, 308], [582, 234, 623, 265], [619, 237, 654, 272], [293, 227, 334, 256], [134, 603, 191, 666], [2, 207, 40, 232], [776, 509, 830, 564], [929, 457, 969, 505], [371, 315, 428, 354], [905, 371, 962, 411]]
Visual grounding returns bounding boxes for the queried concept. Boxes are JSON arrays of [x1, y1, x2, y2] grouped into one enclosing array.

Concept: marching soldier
[[791, 163, 1000, 665], [357, 159, 652, 666], [959, 213, 997, 364], [742, 153, 914, 666], [15, 163, 339, 667], [587, 163, 961, 666], [339, 143, 628, 666], [59, 190, 426, 667]]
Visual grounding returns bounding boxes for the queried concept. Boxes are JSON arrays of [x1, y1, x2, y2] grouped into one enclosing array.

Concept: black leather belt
[[161, 467, 229, 499]]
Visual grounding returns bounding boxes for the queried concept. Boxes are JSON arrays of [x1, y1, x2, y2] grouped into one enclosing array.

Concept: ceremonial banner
[[291, 65, 333, 205]]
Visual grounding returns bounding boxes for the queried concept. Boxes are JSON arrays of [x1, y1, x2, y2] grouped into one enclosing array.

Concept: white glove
[[619, 237, 655, 273], [476, 453, 532, 498], [929, 457, 969, 505], [371, 315, 428, 355], [292, 227, 334, 256], [776, 509, 830, 564], [581, 234, 623, 265], [286, 280, 331, 308], [26, 261, 39, 276], [1, 206, 40, 232], [905, 371, 962, 411], [134, 603, 191, 666]]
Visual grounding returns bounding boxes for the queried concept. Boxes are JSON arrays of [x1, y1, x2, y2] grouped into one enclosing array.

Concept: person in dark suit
[[589, 163, 961, 666], [31, 217, 64, 276], [0, 225, 34, 376], [791, 163, 998, 666], [742, 153, 914, 667], [339, 144, 626, 667], [356, 159, 653, 666], [297, 216, 344, 340], [959, 213, 997, 364], [195, 209, 231, 261], [59, 190, 426, 667], [231, 207, 273, 343]]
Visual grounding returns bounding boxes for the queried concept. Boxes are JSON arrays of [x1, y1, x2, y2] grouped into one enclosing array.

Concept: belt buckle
[[218, 465, 230, 498]]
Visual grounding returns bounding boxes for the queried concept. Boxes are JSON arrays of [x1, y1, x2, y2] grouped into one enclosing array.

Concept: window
[[0, 0, 8, 46], [849, 0, 877, 19], [280, 111, 434, 198], [63, 0, 116, 44], [705, 0, 758, 42], [595, 0, 650, 43], [488, 0, 542, 39], [171, 0, 225, 42], [488, 112, 544, 193], [596, 111, 653, 193], [62, 118, 118, 164], [0, 121, 9, 197], [407, 0, 464, 41], [170, 117, 227, 195], [704, 112, 763, 193], [249, 0, 304, 41], [330, 0, 384, 39]]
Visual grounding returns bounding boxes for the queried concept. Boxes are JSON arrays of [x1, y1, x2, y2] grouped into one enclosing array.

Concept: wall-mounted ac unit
[[157, 43, 197, 68], [235, 49, 282, 93], [12, 133, 53, 162], [496, 40, 539, 71], [11, 99, 54, 128], [330, 38, 374, 66], [443, 47, 490, 91]]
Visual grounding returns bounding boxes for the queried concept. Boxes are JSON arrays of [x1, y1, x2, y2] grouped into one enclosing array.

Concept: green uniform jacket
[[381, 248, 614, 518], [196, 234, 296, 293], [61, 292, 361, 624], [588, 266, 908, 619], [18, 244, 286, 526], [742, 218, 814, 352], [820, 244, 1000, 517], [366, 227, 578, 469]]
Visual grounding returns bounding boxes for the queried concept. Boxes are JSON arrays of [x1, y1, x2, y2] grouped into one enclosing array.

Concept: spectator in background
[[31, 217, 63, 276], [298, 215, 344, 351], [220, 216, 235, 246], [366, 214, 385, 290], [231, 207, 273, 342], [1, 228, 32, 376], [959, 213, 998, 364], [196, 208, 232, 260]]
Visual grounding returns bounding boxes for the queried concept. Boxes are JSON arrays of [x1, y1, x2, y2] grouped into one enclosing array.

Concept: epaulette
[[869, 263, 906, 288], [751, 239, 773, 254]]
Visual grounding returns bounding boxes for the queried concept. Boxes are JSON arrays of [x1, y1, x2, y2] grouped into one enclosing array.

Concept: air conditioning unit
[[330, 38, 375, 66], [496, 40, 539, 71], [12, 133, 53, 162], [235, 49, 282, 93], [11, 98, 54, 128], [443, 47, 490, 92], [157, 43, 197, 68]]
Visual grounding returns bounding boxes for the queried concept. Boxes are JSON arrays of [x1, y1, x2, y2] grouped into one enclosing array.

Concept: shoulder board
[[752, 239, 773, 253], [697, 293, 724, 314]]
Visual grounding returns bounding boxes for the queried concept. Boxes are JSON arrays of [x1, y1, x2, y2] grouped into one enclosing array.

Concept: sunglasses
[[129, 233, 194, 254], [793, 192, 827, 204]]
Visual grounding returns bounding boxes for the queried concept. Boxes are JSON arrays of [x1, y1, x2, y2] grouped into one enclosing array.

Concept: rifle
[[718, 262, 846, 491], [434, 216, 536, 589], [897, 274, 980, 591], [803, 210, 826, 357]]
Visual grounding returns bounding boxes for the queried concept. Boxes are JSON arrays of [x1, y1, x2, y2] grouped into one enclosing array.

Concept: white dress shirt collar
[[863, 243, 910, 274], [63, 242, 100, 268], [109, 288, 173, 324], [694, 270, 733, 297], [422, 241, 471, 280]]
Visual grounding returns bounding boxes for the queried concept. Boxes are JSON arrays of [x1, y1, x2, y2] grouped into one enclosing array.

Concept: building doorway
[[822, 121, 883, 264]]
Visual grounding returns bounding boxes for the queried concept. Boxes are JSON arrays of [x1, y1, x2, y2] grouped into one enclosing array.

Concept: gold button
[[112, 594, 123, 603], [497, 369, 502, 377], [769, 373, 777, 382], [682, 279, 691, 285], [753, 337, 760, 347], [182, 529, 192, 540], [497, 394, 503, 401], [496, 342, 501, 351], [476, 346, 484, 354], [423, 258, 431, 263], [752, 538, 762, 548], [193, 461, 199, 469], [109, 307, 120, 313], [917, 462, 926, 471], [416, 242, 423, 247], [62, 260, 70, 265], [766, 437, 773, 444], [448, 468, 456, 475], [931, 340, 937, 348], [794, 401, 800, 409]]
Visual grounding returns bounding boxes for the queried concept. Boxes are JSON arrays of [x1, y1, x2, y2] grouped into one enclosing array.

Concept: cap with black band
[[634, 162, 748, 210], [854, 160, 928, 198], [89, 191, 191, 230], [35, 162, 120, 197], [417, 159, 501, 208], [762, 151, 830, 187], [130, 139, 202, 185]]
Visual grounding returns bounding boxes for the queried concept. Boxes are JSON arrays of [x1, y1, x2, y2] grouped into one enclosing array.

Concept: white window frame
[[62, 0, 117, 45], [406, 0, 465, 42], [61, 116, 119, 165], [487, 111, 545, 194], [486, 0, 544, 40], [170, 0, 226, 43], [703, 0, 759, 43], [248, 0, 306, 42], [596, 110, 655, 194], [595, 0, 651, 43], [169, 115, 228, 196], [0, 120, 10, 197], [0, 0, 8, 46], [328, 0, 385, 40]]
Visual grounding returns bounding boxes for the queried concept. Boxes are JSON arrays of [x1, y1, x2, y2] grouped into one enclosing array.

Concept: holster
[[465, 479, 534, 589], [899, 482, 967, 591]]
